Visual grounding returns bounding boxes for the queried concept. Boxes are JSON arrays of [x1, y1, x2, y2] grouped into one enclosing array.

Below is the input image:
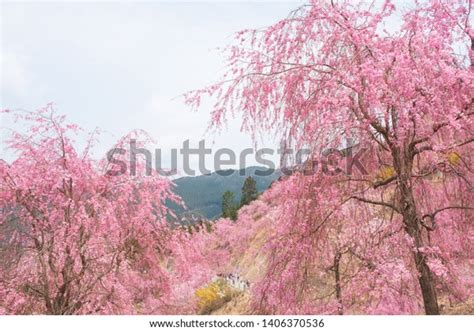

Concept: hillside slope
[[205, 187, 474, 315]]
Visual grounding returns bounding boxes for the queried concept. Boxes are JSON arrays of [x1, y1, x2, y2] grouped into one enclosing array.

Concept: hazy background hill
[[168, 167, 281, 220]]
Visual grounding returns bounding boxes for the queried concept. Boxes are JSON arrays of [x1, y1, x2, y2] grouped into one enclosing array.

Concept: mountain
[[168, 166, 281, 221]]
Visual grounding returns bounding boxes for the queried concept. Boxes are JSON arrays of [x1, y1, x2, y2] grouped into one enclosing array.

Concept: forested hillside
[[168, 167, 280, 220]]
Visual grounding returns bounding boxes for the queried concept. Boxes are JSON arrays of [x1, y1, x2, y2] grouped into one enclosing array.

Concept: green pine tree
[[240, 176, 258, 207], [221, 190, 237, 220]]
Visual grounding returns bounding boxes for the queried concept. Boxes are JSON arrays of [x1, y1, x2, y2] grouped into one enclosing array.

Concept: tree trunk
[[412, 243, 440, 315], [333, 252, 343, 315], [397, 161, 440, 315]]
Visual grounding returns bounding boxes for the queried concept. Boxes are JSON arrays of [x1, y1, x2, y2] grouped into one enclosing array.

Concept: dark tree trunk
[[412, 244, 440, 315], [396, 151, 440, 315], [333, 252, 343, 315], [401, 193, 440, 314]]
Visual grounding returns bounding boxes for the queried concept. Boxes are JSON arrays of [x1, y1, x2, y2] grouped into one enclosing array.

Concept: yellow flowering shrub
[[195, 279, 236, 314]]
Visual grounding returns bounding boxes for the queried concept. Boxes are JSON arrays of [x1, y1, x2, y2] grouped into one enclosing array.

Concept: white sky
[[0, 0, 445, 177], [1, 1, 302, 176]]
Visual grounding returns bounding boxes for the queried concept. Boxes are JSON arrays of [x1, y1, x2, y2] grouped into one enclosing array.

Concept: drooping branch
[[421, 205, 474, 231], [350, 195, 400, 213]]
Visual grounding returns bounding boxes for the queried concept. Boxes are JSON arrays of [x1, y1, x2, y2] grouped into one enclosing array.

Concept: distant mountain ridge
[[168, 166, 281, 220]]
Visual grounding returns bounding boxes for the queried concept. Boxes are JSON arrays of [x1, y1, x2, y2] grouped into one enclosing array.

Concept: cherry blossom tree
[[0, 106, 185, 314], [186, 0, 473, 314], [247, 172, 471, 314]]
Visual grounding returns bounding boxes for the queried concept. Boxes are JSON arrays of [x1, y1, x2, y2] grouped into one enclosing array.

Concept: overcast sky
[[1, 1, 304, 176], [0, 1, 434, 177]]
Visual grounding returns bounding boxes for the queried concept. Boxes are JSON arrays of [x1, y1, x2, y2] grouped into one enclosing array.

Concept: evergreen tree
[[240, 176, 258, 207], [221, 190, 237, 220]]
